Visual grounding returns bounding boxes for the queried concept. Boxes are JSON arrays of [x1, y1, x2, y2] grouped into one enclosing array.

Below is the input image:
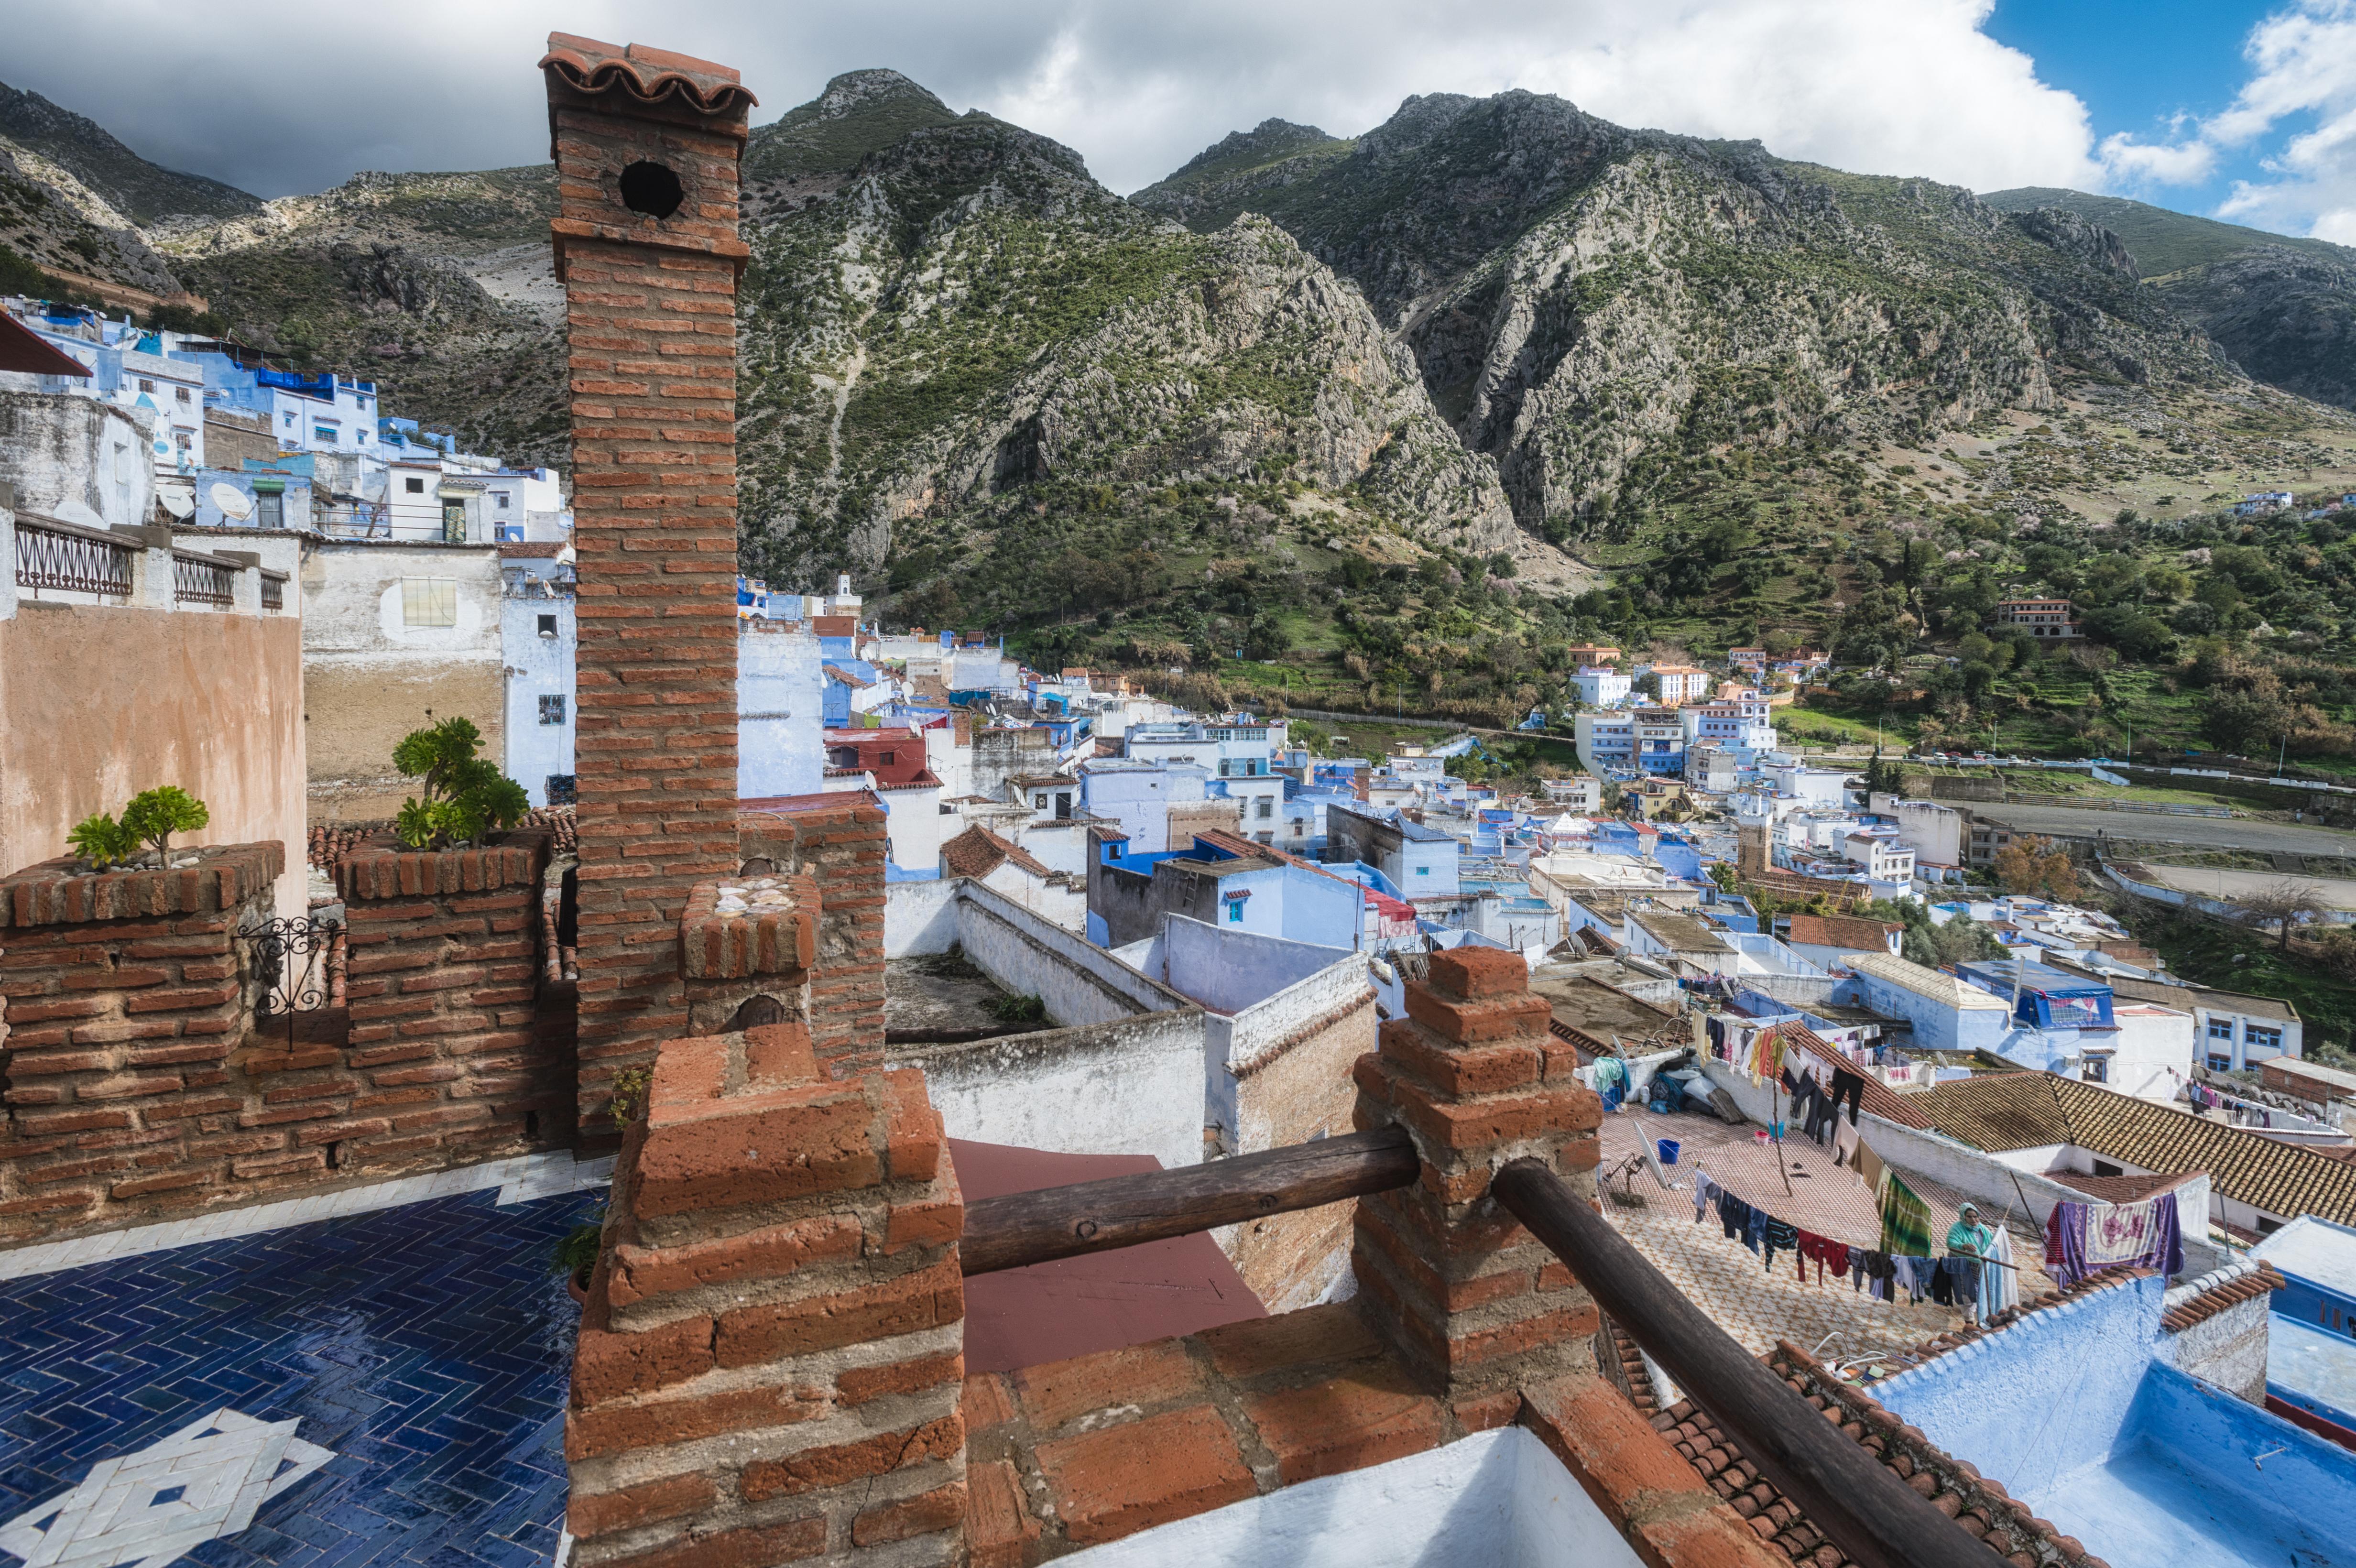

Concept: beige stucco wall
[[0, 601, 307, 916], [1228, 990, 1379, 1312], [302, 539, 503, 820]]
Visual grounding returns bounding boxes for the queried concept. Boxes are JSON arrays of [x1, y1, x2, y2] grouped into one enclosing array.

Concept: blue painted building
[[1875, 1271, 2356, 1568], [2253, 1217, 2356, 1442]]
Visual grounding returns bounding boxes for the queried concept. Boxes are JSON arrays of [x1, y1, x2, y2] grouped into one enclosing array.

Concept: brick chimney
[[541, 36, 756, 1131], [1350, 946, 1603, 1416]]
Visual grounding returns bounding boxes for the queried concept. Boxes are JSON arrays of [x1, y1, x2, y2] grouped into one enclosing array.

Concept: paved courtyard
[[0, 1186, 594, 1568], [1598, 1106, 2056, 1370]]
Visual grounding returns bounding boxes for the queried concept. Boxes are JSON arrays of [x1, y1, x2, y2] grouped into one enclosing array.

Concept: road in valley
[[1974, 801, 2356, 859]]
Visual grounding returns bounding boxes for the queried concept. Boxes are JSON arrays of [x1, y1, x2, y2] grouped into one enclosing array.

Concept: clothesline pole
[[2008, 1170, 2048, 1243]]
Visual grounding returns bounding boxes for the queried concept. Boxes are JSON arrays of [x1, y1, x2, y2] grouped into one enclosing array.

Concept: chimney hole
[[619, 161, 684, 218]]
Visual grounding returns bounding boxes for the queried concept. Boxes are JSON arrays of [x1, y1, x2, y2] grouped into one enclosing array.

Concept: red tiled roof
[[1909, 1071, 2356, 1224], [0, 313, 92, 378], [1625, 1327, 2103, 1568], [2161, 1263, 2285, 1333], [2048, 1170, 2199, 1203], [538, 33, 758, 113], [1781, 915, 1903, 951], [1770, 1022, 1931, 1130], [940, 825, 1049, 881]]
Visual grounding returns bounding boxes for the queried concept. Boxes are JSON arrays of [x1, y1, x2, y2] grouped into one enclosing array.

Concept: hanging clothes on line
[[1829, 1067, 1866, 1125], [2044, 1193, 2183, 1286]]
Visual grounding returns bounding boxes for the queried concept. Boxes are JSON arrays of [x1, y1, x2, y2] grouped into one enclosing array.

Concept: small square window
[[540, 695, 567, 725], [175, 386, 190, 403], [538, 613, 557, 637], [138, 378, 155, 393], [496, 493, 511, 509], [1226, 900, 1245, 924], [405, 476, 425, 494], [2207, 1017, 2234, 1040], [400, 577, 458, 628]]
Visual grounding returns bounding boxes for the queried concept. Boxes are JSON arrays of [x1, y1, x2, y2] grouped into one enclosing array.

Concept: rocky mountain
[[733, 79, 1516, 592], [148, 164, 569, 468], [1984, 187, 2356, 414], [1132, 91, 2258, 543], [0, 81, 259, 225]]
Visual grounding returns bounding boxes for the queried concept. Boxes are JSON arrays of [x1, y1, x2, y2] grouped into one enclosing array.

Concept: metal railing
[[14, 513, 133, 598], [173, 549, 237, 607], [260, 570, 285, 612]]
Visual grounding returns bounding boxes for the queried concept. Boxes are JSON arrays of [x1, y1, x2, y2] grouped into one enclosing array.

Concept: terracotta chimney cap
[[540, 32, 759, 113]]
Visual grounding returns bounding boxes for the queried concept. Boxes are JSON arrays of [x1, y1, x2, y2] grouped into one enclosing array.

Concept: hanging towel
[[1878, 1169, 1935, 1258]]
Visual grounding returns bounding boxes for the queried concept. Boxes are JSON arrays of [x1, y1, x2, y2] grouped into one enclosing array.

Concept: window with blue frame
[[1226, 898, 1245, 923], [2247, 1024, 2282, 1052], [2208, 1016, 2234, 1040]]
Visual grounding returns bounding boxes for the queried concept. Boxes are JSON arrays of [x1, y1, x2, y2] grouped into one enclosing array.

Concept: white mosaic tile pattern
[[0, 1153, 614, 1284], [0, 1409, 333, 1568]]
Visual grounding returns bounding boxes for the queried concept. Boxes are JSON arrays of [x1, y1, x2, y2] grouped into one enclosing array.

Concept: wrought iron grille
[[260, 571, 285, 612], [240, 915, 343, 1048], [174, 550, 236, 607], [15, 516, 132, 598]]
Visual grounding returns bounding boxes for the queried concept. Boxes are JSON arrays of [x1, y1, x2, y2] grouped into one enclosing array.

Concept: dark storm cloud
[[1, 1, 2113, 203]]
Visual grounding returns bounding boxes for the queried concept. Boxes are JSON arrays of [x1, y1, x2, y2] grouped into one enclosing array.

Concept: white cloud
[[2097, 131, 2216, 188], [0, 0, 2110, 202], [2208, 1, 2356, 240]]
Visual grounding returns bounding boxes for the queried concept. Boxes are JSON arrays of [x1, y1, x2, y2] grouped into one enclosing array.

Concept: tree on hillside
[[2231, 881, 2328, 954], [1992, 835, 2079, 901]]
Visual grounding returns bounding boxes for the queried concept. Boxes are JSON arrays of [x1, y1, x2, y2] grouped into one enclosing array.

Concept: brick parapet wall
[[1349, 945, 1605, 1403], [0, 844, 284, 1241], [555, 39, 748, 1124], [961, 1304, 1785, 1566], [738, 800, 888, 1080], [329, 831, 568, 1173], [567, 1022, 965, 1568]]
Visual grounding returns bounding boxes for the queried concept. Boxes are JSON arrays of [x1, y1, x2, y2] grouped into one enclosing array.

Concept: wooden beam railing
[[960, 1124, 1417, 1276], [1491, 1157, 2000, 1568]]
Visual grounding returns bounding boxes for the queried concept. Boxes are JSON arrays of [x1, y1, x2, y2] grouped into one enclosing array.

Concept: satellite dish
[[211, 483, 254, 521], [158, 487, 196, 519], [54, 500, 104, 528]]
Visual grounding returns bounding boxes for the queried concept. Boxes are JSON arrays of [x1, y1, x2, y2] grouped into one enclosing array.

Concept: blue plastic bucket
[[1657, 1139, 1680, 1166]]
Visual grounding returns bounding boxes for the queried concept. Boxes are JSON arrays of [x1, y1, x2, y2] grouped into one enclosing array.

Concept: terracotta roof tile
[[539, 33, 759, 113], [2160, 1263, 2286, 1333], [1911, 1071, 2356, 1224], [939, 824, 1048, 881], [1612, 1319, 2101, 1568], [1780, 915, 1903, 951]]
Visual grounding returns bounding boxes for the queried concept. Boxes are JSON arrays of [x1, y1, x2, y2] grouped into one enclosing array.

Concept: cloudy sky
[[9, 0, 2356, 242]]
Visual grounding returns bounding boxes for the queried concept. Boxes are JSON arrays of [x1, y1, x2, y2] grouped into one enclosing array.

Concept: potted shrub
[[392, 718, 529, 849]]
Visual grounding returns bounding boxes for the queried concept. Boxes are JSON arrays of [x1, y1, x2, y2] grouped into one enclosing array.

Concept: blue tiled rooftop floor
[[0, 1188, 594, 1568]]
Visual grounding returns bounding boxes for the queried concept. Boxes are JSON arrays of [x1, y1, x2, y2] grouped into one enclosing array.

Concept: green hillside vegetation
[[743, 70, 964, 183], [1979, 187, 2356, 278]]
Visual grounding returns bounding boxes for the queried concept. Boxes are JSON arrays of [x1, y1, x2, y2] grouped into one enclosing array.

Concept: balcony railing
[[14, 513, 133, 599], [958, 1128, 1997, 1568], [173, 548, 237, 608]]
